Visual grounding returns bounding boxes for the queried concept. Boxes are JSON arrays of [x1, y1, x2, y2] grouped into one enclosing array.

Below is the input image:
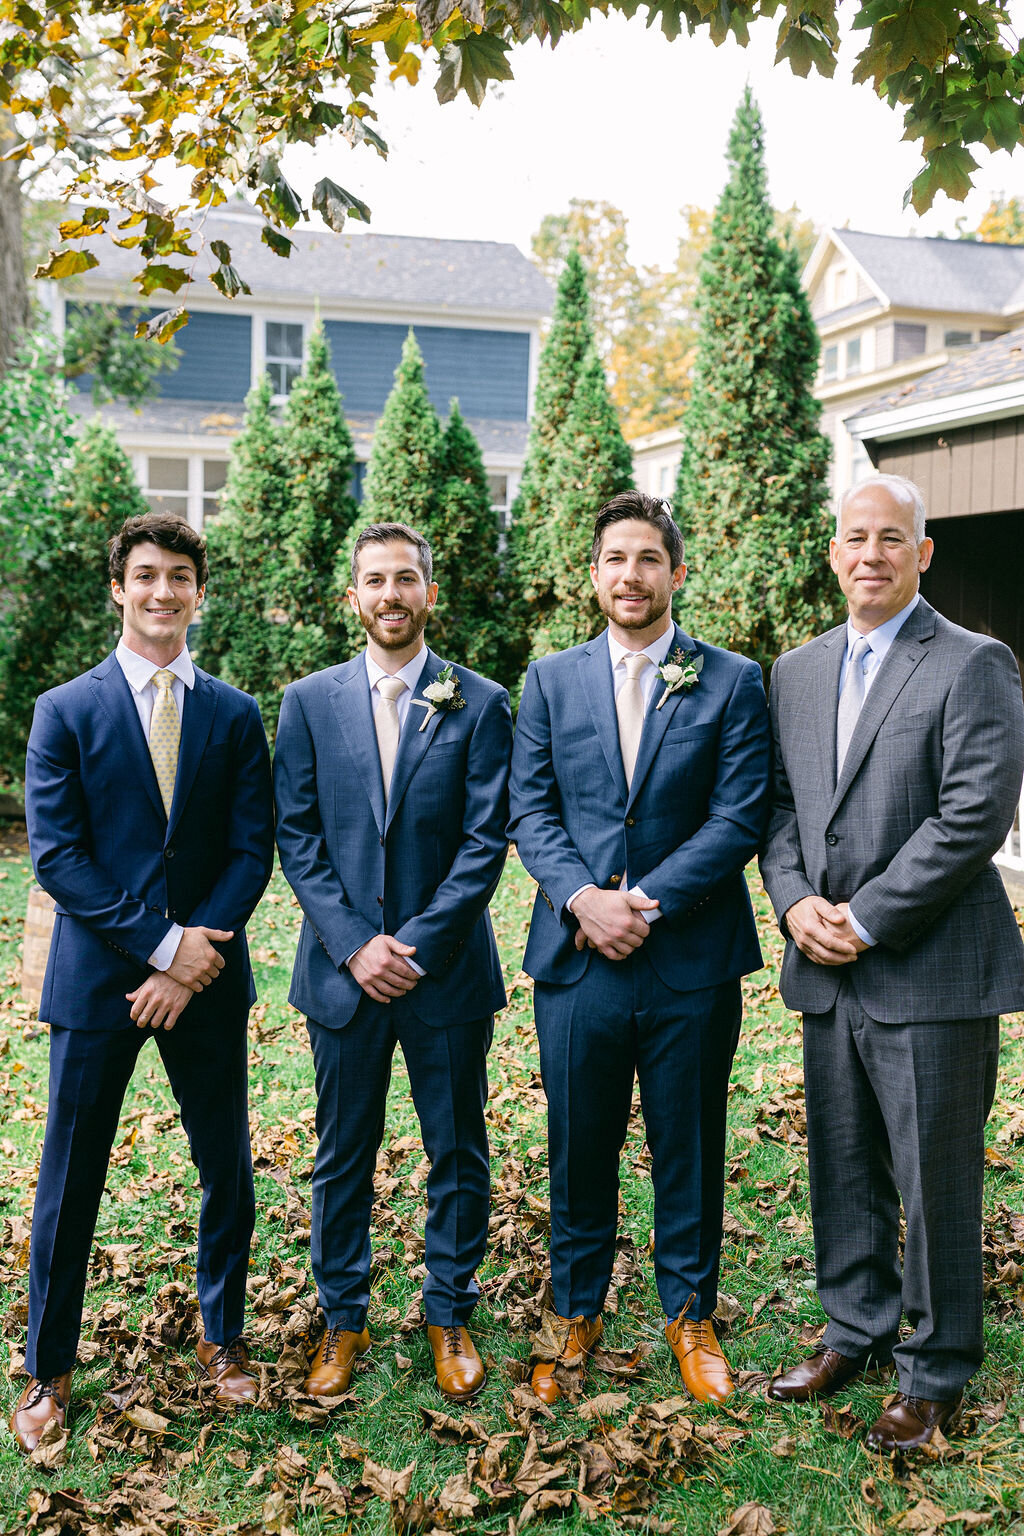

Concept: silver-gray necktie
[[836, 635, 870, 776]]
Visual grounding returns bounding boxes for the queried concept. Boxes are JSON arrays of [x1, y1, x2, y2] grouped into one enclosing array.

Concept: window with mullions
[[265, 321, 304, 396]]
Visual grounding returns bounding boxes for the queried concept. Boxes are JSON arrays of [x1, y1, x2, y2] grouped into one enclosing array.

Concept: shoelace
[[321, 1328, 345, 1365], [210, 1338, 248, 1370], [25, 1378, 67, 1411], [441, 1326, 463, 1354]]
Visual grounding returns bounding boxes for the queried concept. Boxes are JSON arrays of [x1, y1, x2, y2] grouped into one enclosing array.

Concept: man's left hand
[[127, 972, 193, 1030], [825, 903, 870, 954]]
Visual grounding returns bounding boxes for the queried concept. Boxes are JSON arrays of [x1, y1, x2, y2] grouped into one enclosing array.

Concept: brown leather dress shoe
[[769, 1348, 872, 1403], [303, 1326, 370, 1395], [666, 1315, 735, 1404], [866, 1392, 962, 1451], [9, 1372, 73, 1453], [531, 1315, 603, 1405], [195, 1336, 258, 1406], [427, 1325, 486, 1401]]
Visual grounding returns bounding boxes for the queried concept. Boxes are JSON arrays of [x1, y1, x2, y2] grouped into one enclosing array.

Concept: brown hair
[[591, 491, 685, 569], [108, 511, 209, 589], [350, 522, 433, 585]]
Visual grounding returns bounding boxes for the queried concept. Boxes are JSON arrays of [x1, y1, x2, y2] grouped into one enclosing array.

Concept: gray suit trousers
[[803, 982, 998, 1399]]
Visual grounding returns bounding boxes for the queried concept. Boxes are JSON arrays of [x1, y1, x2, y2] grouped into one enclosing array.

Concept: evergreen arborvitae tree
[[199, 373, 296, 734], [0, 421, 146, 777], [430, 399, 504, 678], [282, 320, 359, 667], [526, 344, 634, 659], [674, 86, 836, 670], [505, 249, 594, 664], [339, 329, 442, 646]]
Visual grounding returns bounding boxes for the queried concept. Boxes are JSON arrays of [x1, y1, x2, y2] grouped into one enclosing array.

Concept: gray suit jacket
[[760, 598, 1024, 1021]]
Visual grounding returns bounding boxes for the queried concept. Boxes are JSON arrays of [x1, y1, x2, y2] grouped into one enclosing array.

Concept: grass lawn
[[2, 828, 1023, 1535]]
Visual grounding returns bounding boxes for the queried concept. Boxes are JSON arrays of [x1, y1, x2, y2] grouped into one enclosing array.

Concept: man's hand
[[127, 972, 193, 1030], [830, 902, 871, 955], [167, 926, 234, 991], [349, 935, 420, 1003], [785, 895, 863, 966], [572, 886, 660, 961]]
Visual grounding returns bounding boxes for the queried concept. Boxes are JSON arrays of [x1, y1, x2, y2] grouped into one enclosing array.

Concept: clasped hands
[[127, 924, 234, 1031], [572, 885, 659, 961], [350, 934, 420, 1004], [785, 895, 868, 967]]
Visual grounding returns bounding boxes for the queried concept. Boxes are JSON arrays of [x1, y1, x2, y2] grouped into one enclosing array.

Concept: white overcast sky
[[283, 10, 1024, 269]]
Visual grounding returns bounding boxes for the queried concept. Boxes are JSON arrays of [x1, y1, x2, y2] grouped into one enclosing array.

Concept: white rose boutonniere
[[655, 648, 703, 709], [410, 664, 466, 732]]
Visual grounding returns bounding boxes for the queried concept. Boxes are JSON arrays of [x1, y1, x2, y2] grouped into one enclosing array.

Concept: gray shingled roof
[[72, 203, 552, 318], [69, 393, 528, 459], [837, 230, 1024, 316], [848, 324, 1024, 420]]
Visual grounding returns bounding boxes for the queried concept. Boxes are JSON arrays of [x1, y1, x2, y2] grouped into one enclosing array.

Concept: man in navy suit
[[274, 522, 512, 1402], [508, 491, 770, 1404], [11, 512, 274, 1453]]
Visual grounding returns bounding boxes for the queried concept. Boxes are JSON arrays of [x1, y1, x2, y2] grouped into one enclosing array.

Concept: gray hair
[[835, 474, 927, 545]]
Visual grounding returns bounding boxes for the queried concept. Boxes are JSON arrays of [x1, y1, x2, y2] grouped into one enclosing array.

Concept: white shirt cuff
[[566, 884, 596, 915], [345, 941, 425, 978], [630, 885, 661, 925], [847, 908, 877, 947], [149, 924, 184, 972]]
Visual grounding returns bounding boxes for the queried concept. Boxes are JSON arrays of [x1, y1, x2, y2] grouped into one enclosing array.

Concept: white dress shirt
[[347, 646, 430, 976], [841, 594, 920, 947], [567, 623, 678, 924], [116, 640, 195, 970]]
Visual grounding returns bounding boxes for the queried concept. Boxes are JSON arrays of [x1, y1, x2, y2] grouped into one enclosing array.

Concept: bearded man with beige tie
[[12, 513, 274, 1452], [274, 522, 512, 1402], [761, 474, 1024, 1450]]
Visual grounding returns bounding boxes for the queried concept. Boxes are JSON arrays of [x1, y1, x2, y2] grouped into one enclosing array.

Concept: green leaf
[[261, 224, 295, 258], [312, 177, 372, 231], [210, 262, 252, 298], [209, 239, 232, 264], [57, 208, 108, 240], [134, 263, 191, 296], [135, 307, 189, 343], [874, 2, 952, 73], [906, 143, 979, 212], [258, 158, 304, 227], [415, 0, 458, 38], [309, 99, 348, 128], [33, 248, 99, 280], [435, 34, 514, 107], [775, 21, 837, 77]]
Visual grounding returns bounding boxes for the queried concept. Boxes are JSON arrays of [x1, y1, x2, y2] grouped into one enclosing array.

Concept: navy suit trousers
[[534, 951, 740, 1322], [306, 1000, 493, 1331], [27, 1013, 255, 1379]]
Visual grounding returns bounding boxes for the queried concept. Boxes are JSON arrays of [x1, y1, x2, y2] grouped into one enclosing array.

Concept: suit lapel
[[328, 657, 386, 836], [168, 668, 216, 836], [385, 649, 446, 832], [581, 633, 628, 803], [813, 625, 846, 795], [627, 623, 698, 807], [89, 653, 166, 824], [829, 600, 935, 815]]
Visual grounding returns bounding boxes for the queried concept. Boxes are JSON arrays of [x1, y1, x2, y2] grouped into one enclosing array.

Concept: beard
[[596, 585, 671, 631], [354, 597, 431, 650]]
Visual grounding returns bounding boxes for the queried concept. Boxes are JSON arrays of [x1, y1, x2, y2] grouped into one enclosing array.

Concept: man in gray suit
[[761, 474, 1024, 1450]]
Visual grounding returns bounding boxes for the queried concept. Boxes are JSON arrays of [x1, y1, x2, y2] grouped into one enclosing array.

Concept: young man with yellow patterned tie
[[10, 512, 274, 1453]]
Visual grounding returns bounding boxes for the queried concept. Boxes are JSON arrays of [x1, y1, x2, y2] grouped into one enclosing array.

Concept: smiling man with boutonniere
[[508, 491, 771, 1407], [274, 522, 513, 1406]]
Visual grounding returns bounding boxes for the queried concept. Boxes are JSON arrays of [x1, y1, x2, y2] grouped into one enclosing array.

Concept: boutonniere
[[410, 665, 466, 732], [656, 648, 703, 709]]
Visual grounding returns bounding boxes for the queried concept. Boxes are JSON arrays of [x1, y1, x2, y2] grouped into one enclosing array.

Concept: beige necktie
[[616, 653, 651, 789], [149, 669, 180, 818], [375, 676, 407, 802], [836, 635, 871, 776]]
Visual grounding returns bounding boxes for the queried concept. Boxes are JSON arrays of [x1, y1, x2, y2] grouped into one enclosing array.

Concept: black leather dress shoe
[[866, 1392, 962, 1450], [768, 1348, 875, 1402]]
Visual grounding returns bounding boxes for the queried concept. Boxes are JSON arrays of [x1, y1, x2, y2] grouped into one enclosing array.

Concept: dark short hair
[[591, 491, 685, 569], [108, 511, 208, 589], [350, 522, 433, 585]]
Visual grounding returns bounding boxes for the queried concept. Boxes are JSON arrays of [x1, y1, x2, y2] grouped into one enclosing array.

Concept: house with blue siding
[[48, 202, 551, 530]]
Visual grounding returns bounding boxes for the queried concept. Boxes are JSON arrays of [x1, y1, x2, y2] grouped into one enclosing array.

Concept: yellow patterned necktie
[[149, 669, 180, 818]]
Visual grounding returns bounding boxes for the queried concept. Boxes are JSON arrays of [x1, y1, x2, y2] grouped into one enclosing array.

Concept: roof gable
[[835, 229, 1024, 317]]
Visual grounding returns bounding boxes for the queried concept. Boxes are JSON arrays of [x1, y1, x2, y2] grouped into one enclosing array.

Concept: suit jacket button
[[825, 834, 838, 846], [377, 896, 384, 906], [625, 817, 636, 827], [610, 873, 621, 885], [165, 847, 175, 858], [379, 836, 385, 847]]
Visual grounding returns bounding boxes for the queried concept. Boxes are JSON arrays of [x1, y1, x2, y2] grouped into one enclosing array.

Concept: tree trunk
[[0, 112, 30, 376]]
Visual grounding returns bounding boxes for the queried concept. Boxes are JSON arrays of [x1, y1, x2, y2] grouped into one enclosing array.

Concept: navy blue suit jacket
[[274, 649, 513, 1029], [25, 653, 275, 1031], [508, 624, 771, 992]]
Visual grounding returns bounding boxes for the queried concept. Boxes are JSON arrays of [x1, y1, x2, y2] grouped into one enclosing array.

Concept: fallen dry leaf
[[719, 1502, 777, 1536]]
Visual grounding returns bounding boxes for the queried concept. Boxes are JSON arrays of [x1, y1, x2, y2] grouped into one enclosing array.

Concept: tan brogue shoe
[[303, 1326, 370, 1396], [531, 1315, 603, 1405], [196, 1336, 259, 1406], [666, 1314, 735, 1405], [428, 1325, 485, 1401], [866, 1392, 962, 1452], [10, 1372, 73, 1453]]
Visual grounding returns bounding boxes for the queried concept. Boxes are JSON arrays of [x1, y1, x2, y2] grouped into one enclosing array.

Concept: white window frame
[[253, 315, 307, 401], [133, 452, 230, 531]]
